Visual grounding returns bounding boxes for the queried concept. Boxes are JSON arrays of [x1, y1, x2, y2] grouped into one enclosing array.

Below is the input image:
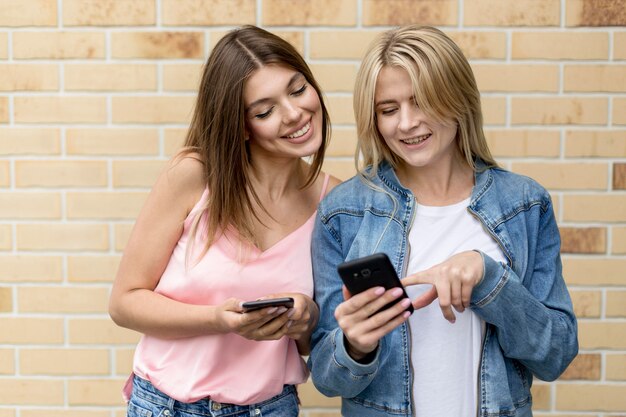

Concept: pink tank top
[[124, 174, 330, 405]]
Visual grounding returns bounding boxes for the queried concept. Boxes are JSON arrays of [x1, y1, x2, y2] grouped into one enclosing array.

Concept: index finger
[[339, 286, 385, 314], [401, 270, 432, 287]]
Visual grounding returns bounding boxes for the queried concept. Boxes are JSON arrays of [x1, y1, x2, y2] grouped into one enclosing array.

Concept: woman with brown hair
[[109, 25, 339, 417]]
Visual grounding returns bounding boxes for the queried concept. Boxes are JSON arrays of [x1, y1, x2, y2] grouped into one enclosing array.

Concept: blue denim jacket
[[308, 160, 578, 417]]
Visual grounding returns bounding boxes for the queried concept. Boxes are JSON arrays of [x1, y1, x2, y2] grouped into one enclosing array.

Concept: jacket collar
[[376, 160, 412, 198], [471, 158, 494, 206], [375, 158, 494, 204]]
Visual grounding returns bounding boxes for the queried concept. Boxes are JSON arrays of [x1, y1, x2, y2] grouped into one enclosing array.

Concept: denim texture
[[308, 160, 578, 417], [127, 376, 299, 417]]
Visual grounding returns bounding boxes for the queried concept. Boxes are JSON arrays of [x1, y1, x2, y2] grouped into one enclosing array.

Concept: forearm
[[472, 253, 578, 380], [309, 327, 381, 397], [309, 213, 381, 396], [109, 288, 224, 339]]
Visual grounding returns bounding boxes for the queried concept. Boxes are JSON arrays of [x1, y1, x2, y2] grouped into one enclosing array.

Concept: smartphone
[[337, 253, 414, 314], [241, 297, 294, 312]]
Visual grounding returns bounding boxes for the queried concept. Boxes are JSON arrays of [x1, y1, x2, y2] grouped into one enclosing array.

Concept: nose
[[282, 100, 302, 125], [398, 105, 420, 133]]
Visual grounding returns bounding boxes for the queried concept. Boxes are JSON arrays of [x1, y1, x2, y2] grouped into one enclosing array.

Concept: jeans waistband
[[131, 375, 297, 416]]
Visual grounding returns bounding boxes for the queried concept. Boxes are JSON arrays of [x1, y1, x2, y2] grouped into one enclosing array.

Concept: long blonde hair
[[354, 25, 496, 178], [183, 25, 330, 257]]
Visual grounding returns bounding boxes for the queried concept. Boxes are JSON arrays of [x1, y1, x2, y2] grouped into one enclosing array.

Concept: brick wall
[[0, 0, 624, 415]]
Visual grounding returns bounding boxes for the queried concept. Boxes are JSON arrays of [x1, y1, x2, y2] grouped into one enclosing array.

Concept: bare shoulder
[[165, 151, 205, 187], [322, 172, 342, 196], [153, 151, 206, 214]]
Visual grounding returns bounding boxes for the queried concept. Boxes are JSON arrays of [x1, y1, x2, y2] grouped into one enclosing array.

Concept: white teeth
[[401, 133, 430, 145], [287, 122, 310, 139]]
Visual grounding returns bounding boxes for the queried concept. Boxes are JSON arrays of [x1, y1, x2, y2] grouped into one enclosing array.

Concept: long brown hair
[[354, 25, 497, 178], [183, 25, 330, 255]]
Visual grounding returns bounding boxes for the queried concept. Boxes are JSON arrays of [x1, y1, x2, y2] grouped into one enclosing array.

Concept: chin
[[399, 155, 433, 169], [302, 136, 323, 156]]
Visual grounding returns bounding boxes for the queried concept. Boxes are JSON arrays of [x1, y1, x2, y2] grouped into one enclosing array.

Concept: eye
[[380, 107, 397, 116], [254, 107, 274, 119], [291, 83, 307, 96]]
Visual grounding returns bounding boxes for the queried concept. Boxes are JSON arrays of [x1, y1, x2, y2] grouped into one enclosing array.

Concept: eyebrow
[[375, 99, 397, 108], [375, 95, 418, 109], [246, 72, 305, 112]]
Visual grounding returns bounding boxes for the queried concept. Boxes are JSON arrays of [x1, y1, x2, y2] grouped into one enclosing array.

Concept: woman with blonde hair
[[308, 25, 577, 416], [109, 25, 339, 417]]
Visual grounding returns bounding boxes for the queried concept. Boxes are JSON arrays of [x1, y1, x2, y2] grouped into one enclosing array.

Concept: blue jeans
[[127, 376, 299, 417]]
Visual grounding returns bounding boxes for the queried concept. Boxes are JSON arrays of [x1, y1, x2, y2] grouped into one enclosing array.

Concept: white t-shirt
[[405, 197, 507, 416]]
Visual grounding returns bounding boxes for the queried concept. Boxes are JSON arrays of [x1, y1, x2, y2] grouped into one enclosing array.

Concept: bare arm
[[109, 155, 286, 339], [109, 155, 219, 338]]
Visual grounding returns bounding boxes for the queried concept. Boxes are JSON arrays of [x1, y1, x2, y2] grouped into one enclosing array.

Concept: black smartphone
[[241, 297, 294, 312], [337, 253, 414, 314]]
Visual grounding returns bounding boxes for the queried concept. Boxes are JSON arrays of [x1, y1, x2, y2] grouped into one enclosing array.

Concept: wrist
[[207, 305, 228, 334], [471, 249, 486, 285], [343, 335, 377, 363]]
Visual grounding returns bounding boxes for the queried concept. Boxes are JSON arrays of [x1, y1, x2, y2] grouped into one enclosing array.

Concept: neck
[[395, 152, 474, 206], [249, 157, 307, 201]]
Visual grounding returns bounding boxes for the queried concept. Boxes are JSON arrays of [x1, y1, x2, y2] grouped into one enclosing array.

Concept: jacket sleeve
[[307, 212, 386, 398], [470, 200, 578, 381]]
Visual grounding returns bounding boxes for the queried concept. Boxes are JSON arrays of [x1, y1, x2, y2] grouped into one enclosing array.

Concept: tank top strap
[[318, 173, 330, 202]]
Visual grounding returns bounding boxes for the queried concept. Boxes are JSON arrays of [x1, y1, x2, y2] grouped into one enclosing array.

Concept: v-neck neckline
[[216, 210, 317, 261], [186, 173, 329, 261], [250, 210, 317, 255]]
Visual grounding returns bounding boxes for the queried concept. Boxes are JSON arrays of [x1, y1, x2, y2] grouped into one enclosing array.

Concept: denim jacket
[[308, 160, 578, 417]]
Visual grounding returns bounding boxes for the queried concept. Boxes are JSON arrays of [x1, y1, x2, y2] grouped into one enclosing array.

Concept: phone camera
[[361, 268, 371, 278]]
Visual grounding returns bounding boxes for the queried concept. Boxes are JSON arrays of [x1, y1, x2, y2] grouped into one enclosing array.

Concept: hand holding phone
[[241, 297, 294, 312], [335, 253, 414, 361], [337, 253, 414, 314]]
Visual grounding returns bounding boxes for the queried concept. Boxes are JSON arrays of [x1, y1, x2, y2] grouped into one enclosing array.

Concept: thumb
[[226, 297, 245, 313]]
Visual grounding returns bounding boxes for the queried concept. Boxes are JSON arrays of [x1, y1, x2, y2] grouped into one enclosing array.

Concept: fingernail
[[449, 319, 456, 324], [287, 308, 295, 318], [276, 307, 288, 314], [374, 287, 385, 295], [287, 320, 293, 328], [401, 299, 411, 308], [403, 311, 411, 318], [391, 288, 403, 297], [266, 307, 278, 314]]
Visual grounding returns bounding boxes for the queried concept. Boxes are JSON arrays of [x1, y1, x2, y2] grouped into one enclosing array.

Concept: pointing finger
[[401, 270, 431, 287]]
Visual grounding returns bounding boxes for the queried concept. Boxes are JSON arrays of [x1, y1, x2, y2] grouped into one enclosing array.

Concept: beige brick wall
[[0, 0, 624, 415]]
